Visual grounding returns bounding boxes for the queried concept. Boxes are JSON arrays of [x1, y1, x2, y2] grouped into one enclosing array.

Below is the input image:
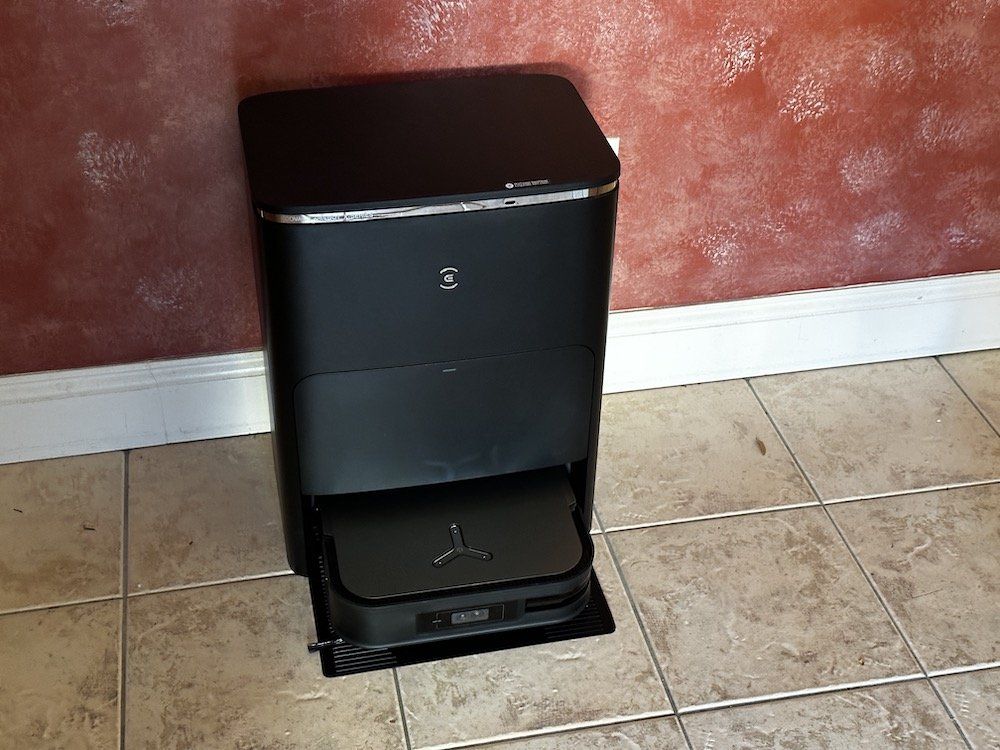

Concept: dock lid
[[238, 74, 619, 215]]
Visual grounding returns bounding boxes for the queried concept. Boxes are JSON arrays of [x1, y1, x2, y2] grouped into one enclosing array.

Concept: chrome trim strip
[[258, 180, 618, 224]]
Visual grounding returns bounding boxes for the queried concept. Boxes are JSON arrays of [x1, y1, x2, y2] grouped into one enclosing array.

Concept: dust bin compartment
[[293, 346, 595, 496]]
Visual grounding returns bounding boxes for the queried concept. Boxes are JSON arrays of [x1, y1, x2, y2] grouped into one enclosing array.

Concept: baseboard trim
[[0, 352, 271, 465], [602, 270, 1000, 392], [2, 271, 998, 465]]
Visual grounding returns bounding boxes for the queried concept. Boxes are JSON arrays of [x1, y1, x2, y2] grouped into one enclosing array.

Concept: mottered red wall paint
[[1, 1, 998, 375]]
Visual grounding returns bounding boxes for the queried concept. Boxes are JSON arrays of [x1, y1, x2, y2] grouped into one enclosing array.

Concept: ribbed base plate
[[316, 572, 615, 677]]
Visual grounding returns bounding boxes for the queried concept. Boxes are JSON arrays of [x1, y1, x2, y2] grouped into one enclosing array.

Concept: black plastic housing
[[239, 74, 619, 654]]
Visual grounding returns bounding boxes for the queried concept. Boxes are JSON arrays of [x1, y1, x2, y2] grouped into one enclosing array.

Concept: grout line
[[596, 510, 695, 750], [391, 668, 413, 750], [600, 500, 820, 533], [821, 477, 1000, 506], [127, 569, 295, 598], [936, 355, 1000, 438], [745, 379, 975, 749], [929, 660, 1000, 748], [677, 672, 927, 715], [928, 661, 1000, 678], [792, 490, 973, 743], [930, 681, 976, 747], [416, 710, 677, 750], [0, 570, 301, 618], [424, 659, 1000, 750], [119, 451, 130, 750], [747, 379, 921, 657], [925, 675, 977, 748], [746, 378, 929, 667], [599, 474, 1000, 535], [820, 492, 977, 748], [0, 593, 122, 617], [743, 377, 823, 494]]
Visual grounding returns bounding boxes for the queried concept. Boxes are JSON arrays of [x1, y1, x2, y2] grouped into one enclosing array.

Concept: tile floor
[[1, 352, 999, 749]]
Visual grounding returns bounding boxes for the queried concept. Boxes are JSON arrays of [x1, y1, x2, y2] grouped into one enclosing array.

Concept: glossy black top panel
[[239, 74, 620, 213]]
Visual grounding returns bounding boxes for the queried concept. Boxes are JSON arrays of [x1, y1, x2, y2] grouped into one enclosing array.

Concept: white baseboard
[[2, 271, 998, 465], [602, 270, 1000, 392], [0, 352, 272, 465]]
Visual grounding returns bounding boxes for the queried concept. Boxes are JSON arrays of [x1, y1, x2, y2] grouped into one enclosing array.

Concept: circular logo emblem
[[504, 182, 514, 189], [439, 267, 459, 290]]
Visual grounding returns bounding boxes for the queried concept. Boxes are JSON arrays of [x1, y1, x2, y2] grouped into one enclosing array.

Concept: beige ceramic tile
[[396, 538, 669, 749], [596, 382, 813, 529], [831, 484, 1000, 670], [935, 667, 1000, 749], [683, 681, 965, 749], [484, 717, 685, 749], [128, 434, 288, 592], [610, 507, 917, 708], [751, 358, 1000, 499], [125, 575, 404, 749], [0, 600, 121, 748], [941, 349, 1000, 432], [0, 452, 123, 611]]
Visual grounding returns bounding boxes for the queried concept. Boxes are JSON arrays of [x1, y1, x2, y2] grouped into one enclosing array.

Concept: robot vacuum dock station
[[239, 74, 621, 676]]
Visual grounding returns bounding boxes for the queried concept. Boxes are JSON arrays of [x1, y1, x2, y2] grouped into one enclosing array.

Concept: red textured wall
[[1, 1, 998, 375]]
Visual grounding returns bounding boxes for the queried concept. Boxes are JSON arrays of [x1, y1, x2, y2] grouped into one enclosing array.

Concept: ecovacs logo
[[439, 267, 459, 290], [504, 179, 550, 189]]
